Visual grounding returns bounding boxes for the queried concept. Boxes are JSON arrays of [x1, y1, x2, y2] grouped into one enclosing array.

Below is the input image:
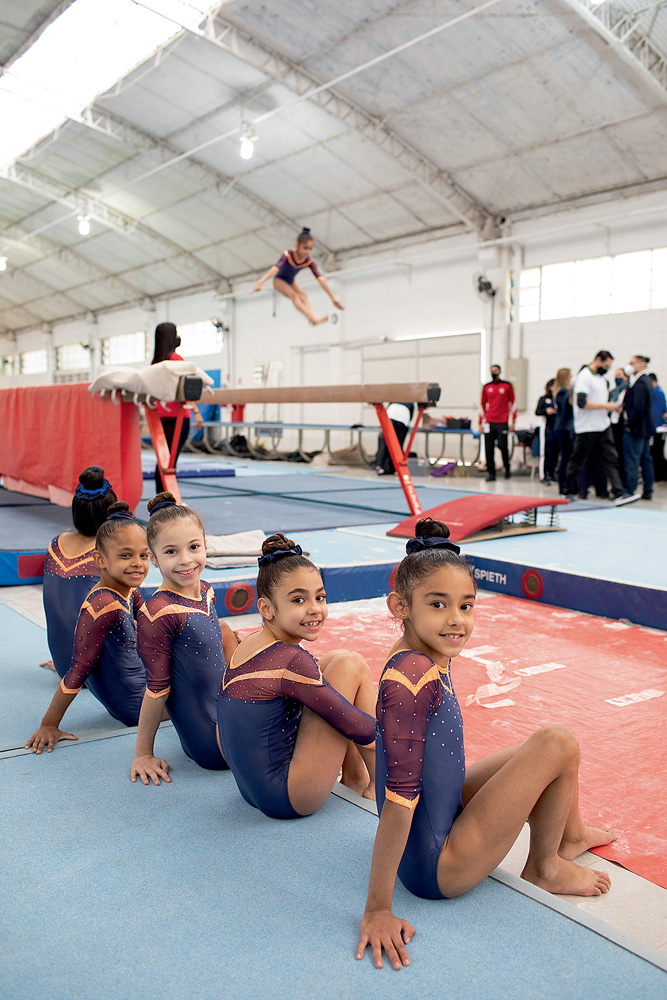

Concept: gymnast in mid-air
[[356, 517, 618, 971], [251, 227, 343, 326]]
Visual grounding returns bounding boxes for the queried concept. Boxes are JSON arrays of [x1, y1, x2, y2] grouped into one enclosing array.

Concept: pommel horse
[[143, 379, 441, 512]]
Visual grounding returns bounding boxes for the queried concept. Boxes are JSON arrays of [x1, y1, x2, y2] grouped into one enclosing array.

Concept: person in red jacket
[[479, 364, 517, 481]]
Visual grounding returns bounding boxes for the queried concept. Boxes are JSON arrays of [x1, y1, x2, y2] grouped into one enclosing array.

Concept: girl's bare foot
[[361, 782, 376, 802], [310, 315, 328, 326], [522, 855, 611, 896], [558, 825, 618, 861], [341, 746, 371, 797], [39, 659, 56, 672]]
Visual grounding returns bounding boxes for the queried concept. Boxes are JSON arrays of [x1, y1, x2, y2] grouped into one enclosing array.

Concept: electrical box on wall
[[504, 357, 528, 412]]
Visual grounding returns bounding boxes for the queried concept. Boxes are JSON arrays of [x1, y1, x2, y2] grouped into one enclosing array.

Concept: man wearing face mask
[[565, 350, 626, 503], [622, 355, 655, 500], [479, 364, 516, 481]]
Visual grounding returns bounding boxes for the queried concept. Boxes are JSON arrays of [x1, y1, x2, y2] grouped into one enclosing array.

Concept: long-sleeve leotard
[[375, 649, 465, 899], [137, 583, 227, 769], [274, 249, 322, 285], [221, 641, 375, 745], [60, 587, 146, 726], [43, 535, 100, 678]]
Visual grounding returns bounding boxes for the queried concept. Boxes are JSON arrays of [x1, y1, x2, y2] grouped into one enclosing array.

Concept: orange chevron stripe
[[81, 596, 128, 620], [385, 788, 420, 811], [381, 664, 442, 697], [47, 539, 96, 575]]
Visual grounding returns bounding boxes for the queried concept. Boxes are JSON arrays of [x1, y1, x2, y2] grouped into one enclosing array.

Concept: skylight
[[0, 0, 216, 170]]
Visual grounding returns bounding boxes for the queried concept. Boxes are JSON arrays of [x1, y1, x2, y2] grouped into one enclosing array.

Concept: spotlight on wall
[[239, 122, 257, 161], [77, 215, 91, 236], [0, 256, 6, 272]]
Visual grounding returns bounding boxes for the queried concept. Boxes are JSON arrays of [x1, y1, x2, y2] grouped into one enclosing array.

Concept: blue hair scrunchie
[[149, 500, 177, 515], [75, 479, 111, 500], [258, 544, 303, 567], [405, 535, 460, 556], [106, 511, 134, 522]]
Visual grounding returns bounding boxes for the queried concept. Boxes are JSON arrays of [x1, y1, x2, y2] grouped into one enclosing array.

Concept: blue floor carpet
[[2, 728, 665, 1000], [0, 605, 128, 749]]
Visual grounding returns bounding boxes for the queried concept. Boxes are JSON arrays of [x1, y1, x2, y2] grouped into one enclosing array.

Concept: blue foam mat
[[2, 728, 665, 1000], [0, 605, 129, 748]]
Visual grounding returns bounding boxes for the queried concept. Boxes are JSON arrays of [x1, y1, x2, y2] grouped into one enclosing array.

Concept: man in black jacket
[[623, 354, 655, 499]]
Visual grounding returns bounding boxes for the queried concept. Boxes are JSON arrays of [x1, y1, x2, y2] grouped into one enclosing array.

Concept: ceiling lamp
[[77, 215, 91, 236], [0, 256, 6, 271], [239, 122, 257, 161]]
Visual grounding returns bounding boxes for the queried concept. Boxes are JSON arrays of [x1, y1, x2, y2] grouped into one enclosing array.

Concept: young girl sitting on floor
[[131, 493, 237, 784], [217, 532, 376, 820], [356, 518, 617, 971], [26, 503, 150, 754], [42, 466, 117, 676], [251, 227, 343, 326]]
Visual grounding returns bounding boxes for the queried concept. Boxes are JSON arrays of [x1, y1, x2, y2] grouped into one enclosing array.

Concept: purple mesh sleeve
[[60, 591, 122, 693]]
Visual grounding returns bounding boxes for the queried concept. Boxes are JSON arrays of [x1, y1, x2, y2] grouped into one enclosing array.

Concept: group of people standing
[[536, 351, 666, 501]]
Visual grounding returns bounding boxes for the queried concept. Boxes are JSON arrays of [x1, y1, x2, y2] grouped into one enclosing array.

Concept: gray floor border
[[0, 720, 173, 758]]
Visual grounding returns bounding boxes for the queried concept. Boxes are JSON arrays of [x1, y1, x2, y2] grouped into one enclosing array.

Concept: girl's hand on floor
[[131, 755, 171, 786], [356, 908, 415, 970], [25, 726, 77, 754]]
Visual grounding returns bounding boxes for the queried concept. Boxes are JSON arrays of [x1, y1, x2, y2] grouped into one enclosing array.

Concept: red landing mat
[[387, 493, 567, 541], [246, 594, 667, 889]]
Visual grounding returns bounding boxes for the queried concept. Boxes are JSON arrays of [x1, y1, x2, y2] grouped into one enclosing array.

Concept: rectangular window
[[519, 268, 540, 323], [574, 256, 611, 317], [651, 248, 667, 309], [101, 331, 147, 366], [611, 250, 651, 314], [19, 348, 48, 374], [540, 262, 575, 321], [177, 320, 223, 358], [56, 342, 90, 372]]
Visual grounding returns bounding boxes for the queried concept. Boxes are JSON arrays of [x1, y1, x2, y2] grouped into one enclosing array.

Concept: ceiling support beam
[[2, 162, 231, 291], [201, 14, 495, 237]]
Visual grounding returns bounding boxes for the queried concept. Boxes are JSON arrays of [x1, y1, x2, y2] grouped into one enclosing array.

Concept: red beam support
[[144, 406, 184, 504], [374, 403, 423, 517]]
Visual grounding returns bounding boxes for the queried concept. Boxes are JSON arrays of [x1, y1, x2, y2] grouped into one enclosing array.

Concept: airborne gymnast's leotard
[[375, 649, 466, 900], [274, 249, 323, 286], [217, 641, 375, 819], [137, 582, 228, 770], [60, 587, 146, 726], [43, 535, 100, 679]]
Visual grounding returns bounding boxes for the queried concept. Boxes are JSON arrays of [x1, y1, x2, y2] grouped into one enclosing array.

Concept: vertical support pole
[[375, 404, 423, 517], [144, 405, 183, 504]]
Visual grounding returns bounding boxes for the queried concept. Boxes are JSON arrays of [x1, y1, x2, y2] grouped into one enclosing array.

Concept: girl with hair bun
[[217, 532, 376, 820], [356, 518, 618, 971], [251, 228, 343, 326], [26, 503, 150, 754], [42, 466, 117, 677], [131, 493, 237, 784]]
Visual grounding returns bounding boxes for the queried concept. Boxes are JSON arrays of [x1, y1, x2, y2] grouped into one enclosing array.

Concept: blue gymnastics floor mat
[[1, 728, 665, 1000], [0, 605, 130, 749]]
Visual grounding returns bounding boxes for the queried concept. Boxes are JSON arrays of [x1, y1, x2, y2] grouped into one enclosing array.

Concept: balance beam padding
[[201, 381, 441, 405], [0, 384, 142, 510], [388, 494, 568, 541]]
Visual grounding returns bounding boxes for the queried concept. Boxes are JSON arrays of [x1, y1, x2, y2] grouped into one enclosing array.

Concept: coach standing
[[479, 364, 517, 481], [565, 350, 625, 501]]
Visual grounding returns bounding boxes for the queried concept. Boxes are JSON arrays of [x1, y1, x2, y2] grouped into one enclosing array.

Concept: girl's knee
[[323, 649, 370, 679], [533, 724, 580, 764]]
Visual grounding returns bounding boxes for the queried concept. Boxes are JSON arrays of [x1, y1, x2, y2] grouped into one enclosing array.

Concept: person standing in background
[[479, 365, 516, 482], [553, 368, 575, 497], [375, 403, 415, 475], [649, 373, 667, 482], [565, 351, 624, 502], [622, 355, 654, 500], [151, 322, 203, 491], [608, 366, 630, 477], [535, 379, 559, 484]]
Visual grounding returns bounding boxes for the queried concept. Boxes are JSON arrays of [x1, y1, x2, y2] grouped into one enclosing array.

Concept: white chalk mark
[[605, 688, 664, 707]]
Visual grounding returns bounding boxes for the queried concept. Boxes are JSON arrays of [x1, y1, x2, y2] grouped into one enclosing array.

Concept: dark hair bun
[[300, 227, 311, 235], [147, 492, 176, 513], [414, 517, 450, 540], [106, 501, 131, 518], [79, 466, 105, 489], [261, 532, 295, 556]]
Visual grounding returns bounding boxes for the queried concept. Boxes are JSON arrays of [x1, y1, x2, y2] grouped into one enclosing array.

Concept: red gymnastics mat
[[244, 594, 667, 889]]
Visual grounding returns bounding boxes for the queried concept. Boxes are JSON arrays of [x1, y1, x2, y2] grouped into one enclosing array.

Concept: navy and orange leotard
[[137, 582, 228, 770], [43, 535, 100, 679], [60, 587, 146, 726], [274, 249, 323, 286], [375, 649, 466, 900], [217, 640, 375, 819]]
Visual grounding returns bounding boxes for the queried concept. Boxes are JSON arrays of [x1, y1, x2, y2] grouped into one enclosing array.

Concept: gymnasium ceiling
[[1, 0, 667, 334]]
